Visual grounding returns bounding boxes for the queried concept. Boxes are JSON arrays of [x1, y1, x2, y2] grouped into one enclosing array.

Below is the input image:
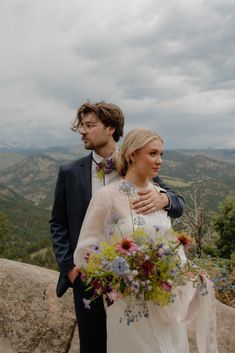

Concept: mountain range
[[0, 145, 234, 268], [1, 145, 234, 208]]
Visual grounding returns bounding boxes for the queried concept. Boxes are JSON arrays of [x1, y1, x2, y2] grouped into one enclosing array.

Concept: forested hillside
[[0, 146, 234, 269]]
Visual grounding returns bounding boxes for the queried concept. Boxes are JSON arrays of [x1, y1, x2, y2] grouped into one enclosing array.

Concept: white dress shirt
[[91, 150, 119, 195]]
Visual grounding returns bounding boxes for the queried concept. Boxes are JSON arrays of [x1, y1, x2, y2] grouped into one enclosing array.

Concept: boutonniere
[[93, 158, 116, 181]]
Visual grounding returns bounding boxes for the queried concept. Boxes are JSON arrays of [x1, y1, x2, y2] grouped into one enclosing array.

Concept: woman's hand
[[132, 188, 170, 214]]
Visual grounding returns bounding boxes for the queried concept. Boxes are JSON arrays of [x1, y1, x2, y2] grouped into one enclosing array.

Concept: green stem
[[117, 223, 124, 239], [128, 193, 135, 234]]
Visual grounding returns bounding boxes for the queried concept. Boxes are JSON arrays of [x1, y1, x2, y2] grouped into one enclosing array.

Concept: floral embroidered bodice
[[75, 180, 171, 266]]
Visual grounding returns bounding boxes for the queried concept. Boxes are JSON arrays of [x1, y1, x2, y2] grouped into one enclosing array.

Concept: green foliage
[[0, 211, 10, 255], [0, 184, 57, 270], [212, 197, 235, 258]]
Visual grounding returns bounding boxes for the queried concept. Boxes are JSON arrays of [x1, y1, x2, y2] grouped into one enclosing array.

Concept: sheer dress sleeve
[[73, 187, 112, 267]]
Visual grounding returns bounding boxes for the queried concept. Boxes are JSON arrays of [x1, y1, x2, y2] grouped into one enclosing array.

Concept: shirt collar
[[92, 146, 118, 163]]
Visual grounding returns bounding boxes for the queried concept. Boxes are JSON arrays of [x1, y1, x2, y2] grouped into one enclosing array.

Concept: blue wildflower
[[133, 216, 146, 226], [197, 282, 208, 296], [111, 257, 130, 276], [119, 180, 135, 195], [108, 213, 120, 226]]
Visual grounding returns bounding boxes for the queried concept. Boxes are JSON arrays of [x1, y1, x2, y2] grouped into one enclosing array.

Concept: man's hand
[[67, 266, 81, 284], [132, 188, 170, 214]]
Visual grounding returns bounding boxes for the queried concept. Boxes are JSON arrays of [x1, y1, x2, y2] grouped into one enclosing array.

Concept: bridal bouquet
[[79, 228, 204, 324]]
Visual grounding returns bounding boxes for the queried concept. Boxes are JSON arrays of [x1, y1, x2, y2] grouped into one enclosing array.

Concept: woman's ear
[[129, 151, 136, 163]]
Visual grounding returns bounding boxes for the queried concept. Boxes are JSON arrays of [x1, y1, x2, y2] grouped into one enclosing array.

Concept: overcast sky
[[0, 0, 235, 149]]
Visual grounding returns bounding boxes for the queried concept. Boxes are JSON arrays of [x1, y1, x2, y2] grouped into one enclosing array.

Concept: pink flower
[[107, 290, 120, 302], [84, 252, 90, 263], [116, 236, 138, 255], [161, 280, 173, 292]]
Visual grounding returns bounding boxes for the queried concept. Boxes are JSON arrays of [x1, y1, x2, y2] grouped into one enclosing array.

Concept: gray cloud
[[0, 0, 235, 149]]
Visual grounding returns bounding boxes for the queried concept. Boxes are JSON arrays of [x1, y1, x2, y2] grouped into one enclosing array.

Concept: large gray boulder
[[1, 258, 234, 353], [187, 300, 235, 353], [0, 259, 77, 353]]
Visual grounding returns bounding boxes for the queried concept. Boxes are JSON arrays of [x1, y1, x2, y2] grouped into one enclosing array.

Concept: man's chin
[[83, 143, 93, 150]]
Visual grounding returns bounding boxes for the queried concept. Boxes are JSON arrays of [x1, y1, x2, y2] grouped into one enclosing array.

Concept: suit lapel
[[79, 153, 92, 205]]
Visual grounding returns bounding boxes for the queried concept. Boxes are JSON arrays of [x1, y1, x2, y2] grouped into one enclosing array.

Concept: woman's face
[[132, 139, 163, 179]]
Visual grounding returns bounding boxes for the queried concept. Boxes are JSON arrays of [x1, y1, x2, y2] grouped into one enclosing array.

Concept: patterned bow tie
[[93, 157, 116, 181]]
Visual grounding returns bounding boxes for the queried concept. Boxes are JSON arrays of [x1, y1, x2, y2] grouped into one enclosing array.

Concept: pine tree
[[212, 197, 235, 258], [0, 212, 9, 256]]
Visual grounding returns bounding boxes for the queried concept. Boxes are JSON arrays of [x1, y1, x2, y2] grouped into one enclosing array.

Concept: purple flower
[[92, 244, 100, 253], [107, 290, 119, 302], [153, 225, 161, 233], [96, 158, 115, 175], [130, 280, 140, 293], [91, 279, 101, 289], [102, 285, 112, 294], [170, 269, 177, 276], [105, 295, 114, 307], [157, 248, 164, 257], [101, 259, 112, 271], [156, 244, 170, 257], [82, 298, 91, 309]]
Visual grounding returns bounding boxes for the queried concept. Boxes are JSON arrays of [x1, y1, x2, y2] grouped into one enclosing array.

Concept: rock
[[0, 259, 77, 353], [216, 301, 235, 353], [187, 300, 235, 353], [1, 258, 234, 353], [68, 328, 79, 353]]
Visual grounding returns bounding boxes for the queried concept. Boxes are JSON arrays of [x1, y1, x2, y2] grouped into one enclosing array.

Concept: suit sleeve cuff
[[60, 259, 75, 276], [160, 190, 172, 211]]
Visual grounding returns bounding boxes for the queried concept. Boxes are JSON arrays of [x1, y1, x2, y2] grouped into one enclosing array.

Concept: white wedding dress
[[74, 180, 218, 353]]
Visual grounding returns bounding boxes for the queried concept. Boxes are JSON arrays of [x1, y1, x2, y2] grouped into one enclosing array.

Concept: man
[[49, 101, 185, 353]]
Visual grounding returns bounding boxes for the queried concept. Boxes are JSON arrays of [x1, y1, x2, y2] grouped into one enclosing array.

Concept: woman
[[74, 128, 218, 353]]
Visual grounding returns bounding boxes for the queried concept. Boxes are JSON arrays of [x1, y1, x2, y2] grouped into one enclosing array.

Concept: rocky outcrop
[[0, 259, 76, 353], [1, 258, 234, 353], [187, 300, 235, 353]]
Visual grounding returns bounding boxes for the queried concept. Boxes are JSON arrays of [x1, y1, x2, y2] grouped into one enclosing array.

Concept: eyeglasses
[[78, 123, 98, 132]]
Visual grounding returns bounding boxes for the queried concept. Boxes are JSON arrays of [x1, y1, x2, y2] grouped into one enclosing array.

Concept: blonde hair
[[116, 128, 163, 176]]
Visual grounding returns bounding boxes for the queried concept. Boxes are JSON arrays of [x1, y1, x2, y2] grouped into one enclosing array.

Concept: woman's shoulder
[[153, 184, 166, 193], [94, 180, 121, 196]]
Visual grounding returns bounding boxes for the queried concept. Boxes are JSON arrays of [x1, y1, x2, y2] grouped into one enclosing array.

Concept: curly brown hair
[[71, 101, 125, 142]]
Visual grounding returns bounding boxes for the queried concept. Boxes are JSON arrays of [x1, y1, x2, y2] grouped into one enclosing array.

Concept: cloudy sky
[[1, 0, 235, 149]]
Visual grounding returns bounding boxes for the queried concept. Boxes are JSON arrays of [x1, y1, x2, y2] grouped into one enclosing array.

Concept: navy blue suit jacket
[[49, 153, 185, 297]]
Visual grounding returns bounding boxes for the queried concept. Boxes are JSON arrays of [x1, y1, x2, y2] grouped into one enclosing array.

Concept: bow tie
[[93, 157, 116, 180]]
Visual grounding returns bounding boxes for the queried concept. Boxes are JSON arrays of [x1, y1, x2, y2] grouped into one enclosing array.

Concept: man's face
[[78, 112, 114, 150]]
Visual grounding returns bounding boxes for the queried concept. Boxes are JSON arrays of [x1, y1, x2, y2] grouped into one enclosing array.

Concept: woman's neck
[[124, 170, 149, 188]]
